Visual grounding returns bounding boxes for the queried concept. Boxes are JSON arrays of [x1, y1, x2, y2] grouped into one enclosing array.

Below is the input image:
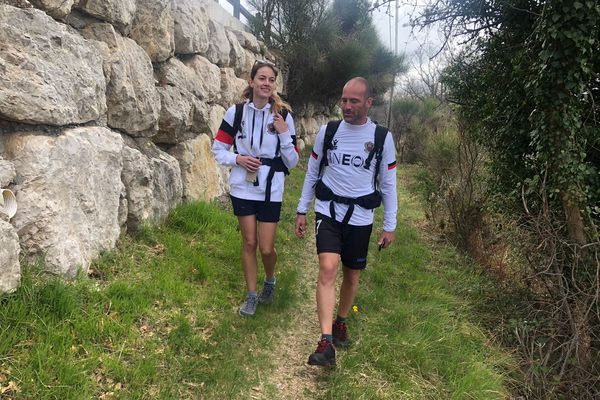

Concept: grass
[[0, 156, 517, 399], [312, 165, 516, 399]]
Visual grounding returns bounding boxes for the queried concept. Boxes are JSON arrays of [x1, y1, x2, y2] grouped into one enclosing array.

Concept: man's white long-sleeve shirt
[[297, 119, 398, 231]]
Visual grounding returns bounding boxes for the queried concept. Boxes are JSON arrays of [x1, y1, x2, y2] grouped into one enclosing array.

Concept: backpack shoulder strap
[[280, 108, 289, 121], [232, 103, 244, 135], [364, 124, 389, 187], [374, 124, 388, 155], [319, 120, 342, 176]]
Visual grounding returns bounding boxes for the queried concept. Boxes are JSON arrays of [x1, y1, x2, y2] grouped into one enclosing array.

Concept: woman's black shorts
[[230, 195, 282, 223], [314, 212, 373, 270]]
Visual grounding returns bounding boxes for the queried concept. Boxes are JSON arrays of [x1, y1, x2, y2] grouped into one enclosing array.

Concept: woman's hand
[[272, 113, 288, 134], [236, 155, 261, 172]]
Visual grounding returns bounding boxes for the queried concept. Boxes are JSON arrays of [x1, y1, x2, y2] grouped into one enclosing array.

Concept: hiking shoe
[[257, 281, 276, 304], [307, 339, 336, 366], [239, 295, 257, 316], [332, 321, 351, 349]]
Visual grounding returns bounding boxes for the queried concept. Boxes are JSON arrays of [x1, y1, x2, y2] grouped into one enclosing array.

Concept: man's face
[[340, 82, 372, 125]]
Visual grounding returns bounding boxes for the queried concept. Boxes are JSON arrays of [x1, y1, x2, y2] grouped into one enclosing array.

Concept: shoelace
[[334, 322, 347, 338], [261, 284, 274, 298], [245, 296, 257, 307], [316, 339, 330, 353]]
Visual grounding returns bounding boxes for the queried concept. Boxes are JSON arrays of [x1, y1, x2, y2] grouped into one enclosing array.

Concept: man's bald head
[[340, 77, 373, 125], [343, 77, 372, 100]]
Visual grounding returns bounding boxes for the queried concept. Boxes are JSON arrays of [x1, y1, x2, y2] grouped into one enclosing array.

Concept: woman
[[212, 60, 299, 316]]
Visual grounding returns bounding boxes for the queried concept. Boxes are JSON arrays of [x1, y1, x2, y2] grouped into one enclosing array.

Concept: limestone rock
[[208, 104, 226, 138], [0, 157, 16, 187], [0, 127, 124, 277], [241, 49, 257, 80], [121, 138, 182, 230], [203, 19, 230, 67], [0, 5, 106, 126], [172, 0, 209, 55], [182, 55, 221, 101], [0, 0, 32, 8], [226, 29, 246, 77], [0, 218, 20, 293], [82, 23, 160, 137], [77, 0, 136, 34], [156, 57, 206, 100], [129, 0, 174, 63], [168, 134, 223, 201], [154, 58, 214, 143], [154, 86, 209, 144], [219, 68, 246, 108], [28, 0, 76, 19], [227, 28, 261, 54]]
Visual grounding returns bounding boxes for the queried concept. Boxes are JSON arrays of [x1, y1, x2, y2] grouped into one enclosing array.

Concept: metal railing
[[215, 0, 253, 22]]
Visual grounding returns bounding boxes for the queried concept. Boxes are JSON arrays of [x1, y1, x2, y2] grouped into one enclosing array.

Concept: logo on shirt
[[331, 139, 338, 150], [267, 122, 278, 135], [364, 141, 375, 153]]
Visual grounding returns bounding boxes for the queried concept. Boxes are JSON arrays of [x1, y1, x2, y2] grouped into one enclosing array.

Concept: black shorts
[[230, 195, 282, 223], [314, 212, 373, 270]]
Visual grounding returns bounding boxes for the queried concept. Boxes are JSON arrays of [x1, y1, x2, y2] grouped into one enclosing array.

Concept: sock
[[247, 291, 257, 298], [335, 315, 346, 324], [265, 276, 276, 285], [321, 334, 333, 343]]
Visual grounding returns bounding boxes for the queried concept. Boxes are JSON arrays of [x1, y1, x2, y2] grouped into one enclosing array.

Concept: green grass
[[311, 165, 516, 399], [0, 157, 517, 399]]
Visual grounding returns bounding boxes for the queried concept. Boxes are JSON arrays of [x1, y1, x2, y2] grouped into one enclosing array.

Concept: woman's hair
[[241, 60, 292, 114]]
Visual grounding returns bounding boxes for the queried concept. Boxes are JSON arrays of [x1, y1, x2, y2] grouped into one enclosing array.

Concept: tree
[[249, 0, 406, 109], [414, 0, 600, 396]]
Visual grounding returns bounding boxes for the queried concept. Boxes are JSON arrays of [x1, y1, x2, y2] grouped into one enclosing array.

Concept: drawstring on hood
[[246, 102, 272, 154]]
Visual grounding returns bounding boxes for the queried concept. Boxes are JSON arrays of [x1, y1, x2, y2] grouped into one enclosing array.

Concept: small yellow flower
[[352, 305, 358, 313]]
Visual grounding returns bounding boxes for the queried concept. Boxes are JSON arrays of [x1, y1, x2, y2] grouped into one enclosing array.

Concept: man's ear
[[366, 97, 373, 108]]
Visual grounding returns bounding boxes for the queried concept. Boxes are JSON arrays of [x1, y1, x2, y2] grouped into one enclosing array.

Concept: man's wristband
[[296, 212, 306, 216]]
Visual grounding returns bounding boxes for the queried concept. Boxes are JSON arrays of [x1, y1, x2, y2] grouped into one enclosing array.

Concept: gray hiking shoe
[[239, 295, 258, 316], [257, 281, 276, 304]]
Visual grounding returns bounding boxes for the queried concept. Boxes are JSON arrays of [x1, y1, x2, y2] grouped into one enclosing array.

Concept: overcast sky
[[371, 1, 444, 60], [218, 0, 444, 61]]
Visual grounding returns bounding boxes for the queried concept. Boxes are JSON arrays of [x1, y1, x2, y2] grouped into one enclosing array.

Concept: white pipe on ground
[[0, 189, 17, 219]]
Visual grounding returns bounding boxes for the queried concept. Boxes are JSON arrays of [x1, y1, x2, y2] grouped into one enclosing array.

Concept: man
[[295, 77, 398, 366]]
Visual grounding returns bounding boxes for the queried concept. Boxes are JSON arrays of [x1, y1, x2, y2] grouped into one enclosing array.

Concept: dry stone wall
[[0, 0, 326, 293]]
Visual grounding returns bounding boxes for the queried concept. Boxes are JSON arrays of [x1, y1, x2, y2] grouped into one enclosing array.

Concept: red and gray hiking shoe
[[307, 339, 336, 366], [332, 321, 351, 349]]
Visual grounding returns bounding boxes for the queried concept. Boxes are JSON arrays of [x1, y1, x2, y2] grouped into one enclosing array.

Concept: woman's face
[[250, 65, 276, 101]]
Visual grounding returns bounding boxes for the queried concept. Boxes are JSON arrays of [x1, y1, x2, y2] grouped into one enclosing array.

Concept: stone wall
[[0, 0, 329, 292]]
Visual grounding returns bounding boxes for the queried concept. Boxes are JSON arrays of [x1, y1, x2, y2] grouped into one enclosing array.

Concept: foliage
[[249, 0, 406, 108], [415, 0, 600, 397], [391, 96, 451, 163]]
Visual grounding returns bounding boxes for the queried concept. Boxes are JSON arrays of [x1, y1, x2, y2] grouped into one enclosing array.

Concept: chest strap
[[260, 157, 289, 204], [315, 179, 382, 224]]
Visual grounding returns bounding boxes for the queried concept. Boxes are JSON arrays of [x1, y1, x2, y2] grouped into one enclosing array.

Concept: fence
[[215, 0, 253, 23]]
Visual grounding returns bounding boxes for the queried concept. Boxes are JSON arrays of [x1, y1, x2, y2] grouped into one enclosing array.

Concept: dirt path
[[254, 229, 331, 399]]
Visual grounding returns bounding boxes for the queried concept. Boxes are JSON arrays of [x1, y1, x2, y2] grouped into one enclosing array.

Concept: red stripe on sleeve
[[215, 129, 235, 145], [387, 161, 397, 170], [294, 145, 299, 153], [311, 151, 318, 160]]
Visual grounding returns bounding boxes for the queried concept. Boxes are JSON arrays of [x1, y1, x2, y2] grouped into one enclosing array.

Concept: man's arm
[[295, 126, 326, 238], [377, 131, 398, 248]]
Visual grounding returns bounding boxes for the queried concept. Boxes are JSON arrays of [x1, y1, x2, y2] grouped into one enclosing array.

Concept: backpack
[[318, 120, 388, 189]]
